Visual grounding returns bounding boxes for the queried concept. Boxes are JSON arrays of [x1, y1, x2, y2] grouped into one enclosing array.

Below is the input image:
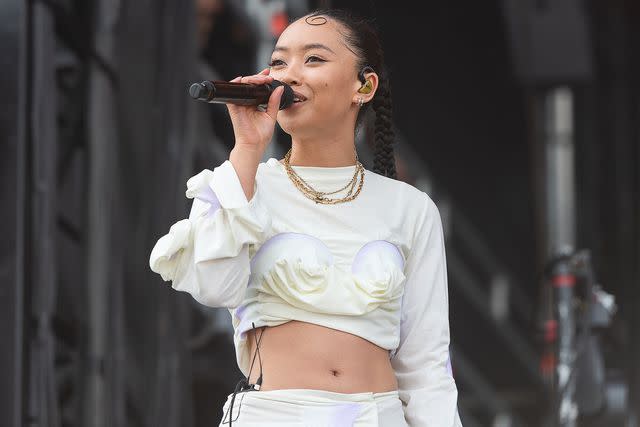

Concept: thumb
[[265, 86, 284, 121]]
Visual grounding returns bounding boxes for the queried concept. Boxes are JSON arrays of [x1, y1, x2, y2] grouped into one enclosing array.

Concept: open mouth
[[292, 91, 307, 103]]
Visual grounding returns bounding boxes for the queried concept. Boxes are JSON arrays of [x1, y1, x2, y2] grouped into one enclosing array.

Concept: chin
[[277, 114, 310, 136], [278, 106, 331, 135]]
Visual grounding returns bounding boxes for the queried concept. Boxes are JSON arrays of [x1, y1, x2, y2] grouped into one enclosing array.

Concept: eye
[[269, 56, 325, 67], [306, 55, 325, 63]]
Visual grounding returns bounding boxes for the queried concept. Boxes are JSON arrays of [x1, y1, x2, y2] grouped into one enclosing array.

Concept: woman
[[149, 9, 463, 427]]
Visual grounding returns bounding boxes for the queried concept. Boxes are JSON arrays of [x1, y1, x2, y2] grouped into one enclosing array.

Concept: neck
[[287, 133, 357, 167]]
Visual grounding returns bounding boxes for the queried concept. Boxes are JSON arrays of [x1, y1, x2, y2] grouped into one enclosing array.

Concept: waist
[[220, 388, 406, 427], [227, 387, 399, 405], [246, 320, 398, 393]]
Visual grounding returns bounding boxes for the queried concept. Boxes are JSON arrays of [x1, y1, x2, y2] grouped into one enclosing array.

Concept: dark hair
[[304, 9, 397, 179]]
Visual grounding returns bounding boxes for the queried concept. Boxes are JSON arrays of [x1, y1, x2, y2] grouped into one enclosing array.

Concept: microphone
[[188, 79, 294, 110]]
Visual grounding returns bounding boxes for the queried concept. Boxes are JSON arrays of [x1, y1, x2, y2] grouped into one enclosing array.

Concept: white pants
[[219, 388, 409, 427]]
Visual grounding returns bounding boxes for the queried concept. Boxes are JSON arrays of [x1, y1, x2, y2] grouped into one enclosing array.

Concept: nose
[[277, 61, 302, 86], [279, 73, 299, 86]]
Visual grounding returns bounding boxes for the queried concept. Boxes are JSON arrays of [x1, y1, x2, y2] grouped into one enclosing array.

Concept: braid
[[371, 74, 396, 179]]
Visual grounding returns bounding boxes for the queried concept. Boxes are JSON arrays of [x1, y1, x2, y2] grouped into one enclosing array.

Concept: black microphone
[[188, 79, 294, 110]]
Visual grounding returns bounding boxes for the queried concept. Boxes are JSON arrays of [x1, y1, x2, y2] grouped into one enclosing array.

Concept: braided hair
[[304, 9, 397, 179]]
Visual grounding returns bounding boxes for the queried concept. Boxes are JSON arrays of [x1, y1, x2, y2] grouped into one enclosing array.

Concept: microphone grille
[[189, 82, 212, 100], [269, 80, 294, 110]]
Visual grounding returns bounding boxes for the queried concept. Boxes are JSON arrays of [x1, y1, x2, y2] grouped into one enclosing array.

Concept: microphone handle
[[190, 81, 272, 105]]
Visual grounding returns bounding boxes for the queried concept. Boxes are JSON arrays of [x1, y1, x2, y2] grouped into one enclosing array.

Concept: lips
[[292, 91, 307, 103]]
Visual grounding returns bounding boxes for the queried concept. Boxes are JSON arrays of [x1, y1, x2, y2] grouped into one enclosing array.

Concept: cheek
[[312, 79, 353, 111]]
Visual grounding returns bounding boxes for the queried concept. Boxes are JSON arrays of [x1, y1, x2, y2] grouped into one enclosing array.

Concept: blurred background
[[1, 0, 639, 426]]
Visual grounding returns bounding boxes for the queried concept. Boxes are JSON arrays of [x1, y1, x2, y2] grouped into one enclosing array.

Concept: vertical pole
[[85, 0, 117, 425], [542, 87, 578, 426], [544, 87, 576, 256], [28, 3, 60, 426], [0, 1, 27, 426]]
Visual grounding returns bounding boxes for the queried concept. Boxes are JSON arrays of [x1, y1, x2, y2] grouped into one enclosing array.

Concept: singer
[[149, 8, 462, 427]]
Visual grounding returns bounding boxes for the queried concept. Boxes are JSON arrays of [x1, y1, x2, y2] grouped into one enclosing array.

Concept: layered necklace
[[283, 147, 365, 205]]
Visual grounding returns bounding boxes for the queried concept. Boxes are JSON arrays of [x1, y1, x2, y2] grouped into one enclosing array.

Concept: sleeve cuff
[[185, 160, 256, 209]]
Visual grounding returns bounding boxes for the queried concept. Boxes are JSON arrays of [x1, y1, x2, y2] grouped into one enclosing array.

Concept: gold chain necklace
[[283, 148, 365, 204]]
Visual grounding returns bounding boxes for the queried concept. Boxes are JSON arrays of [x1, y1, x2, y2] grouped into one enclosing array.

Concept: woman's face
[[268, 17, 363, 138]]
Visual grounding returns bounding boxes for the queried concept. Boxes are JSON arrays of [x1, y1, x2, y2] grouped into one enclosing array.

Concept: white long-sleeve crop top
[[149, 157, 463, 426]]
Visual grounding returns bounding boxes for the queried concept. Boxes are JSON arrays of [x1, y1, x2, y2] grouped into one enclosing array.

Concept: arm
[[148, 158, 271, 308], [391, 196, 463, 426]]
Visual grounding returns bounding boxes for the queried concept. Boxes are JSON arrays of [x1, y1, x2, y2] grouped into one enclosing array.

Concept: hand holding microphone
[[189, 77, 294, 110], [190, 68, 292, 154]]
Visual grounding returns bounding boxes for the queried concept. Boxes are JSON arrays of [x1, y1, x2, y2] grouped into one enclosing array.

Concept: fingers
[[244, 75, 273, 85], [230, 69, 272, 89], [231, 69, 273, 86], [228, 70, 278, 117], [265, 86, 284, 121]]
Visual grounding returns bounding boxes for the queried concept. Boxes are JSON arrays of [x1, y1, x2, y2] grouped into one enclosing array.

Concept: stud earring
[[358, 97, 364, 107]]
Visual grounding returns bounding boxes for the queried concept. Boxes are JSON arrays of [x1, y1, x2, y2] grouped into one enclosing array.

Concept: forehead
[[275, 16, 353, 56]]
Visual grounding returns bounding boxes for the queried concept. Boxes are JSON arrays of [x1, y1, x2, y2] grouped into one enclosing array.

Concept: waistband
[[226, 388, 399, 405]]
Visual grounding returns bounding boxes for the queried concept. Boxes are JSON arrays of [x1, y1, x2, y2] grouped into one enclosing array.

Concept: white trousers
[[219, 388, 409, 427]]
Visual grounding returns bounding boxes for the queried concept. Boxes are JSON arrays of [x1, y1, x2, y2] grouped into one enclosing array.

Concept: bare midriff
[[245, 320, 398, 393]]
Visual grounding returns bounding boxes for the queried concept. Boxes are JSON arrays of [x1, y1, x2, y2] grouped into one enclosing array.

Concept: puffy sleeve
[[148, 160, 271, 308], [391, 196, 463, 426]]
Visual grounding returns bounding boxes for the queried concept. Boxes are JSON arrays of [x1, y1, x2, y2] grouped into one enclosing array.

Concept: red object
[[271, 11, 288, 37], [552, 274, 576, 288], [540, 351, 556, 376], [544, 319, 558, 342]]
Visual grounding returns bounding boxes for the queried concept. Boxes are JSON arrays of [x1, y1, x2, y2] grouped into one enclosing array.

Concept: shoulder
[[364, 168, 436, 214], [365, 169, 443, 242], [364, 169, 439, 238]]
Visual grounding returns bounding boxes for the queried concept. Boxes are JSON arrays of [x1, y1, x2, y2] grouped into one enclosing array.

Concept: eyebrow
[[272, 43, 336, 55]]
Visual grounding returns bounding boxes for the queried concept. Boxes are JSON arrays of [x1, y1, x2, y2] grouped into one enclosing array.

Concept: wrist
[[230, 146, 262, 166], [229, 147, 261, 202]]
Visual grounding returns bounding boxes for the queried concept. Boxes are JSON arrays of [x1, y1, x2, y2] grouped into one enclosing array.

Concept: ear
[[353, 71, 379, 105]]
